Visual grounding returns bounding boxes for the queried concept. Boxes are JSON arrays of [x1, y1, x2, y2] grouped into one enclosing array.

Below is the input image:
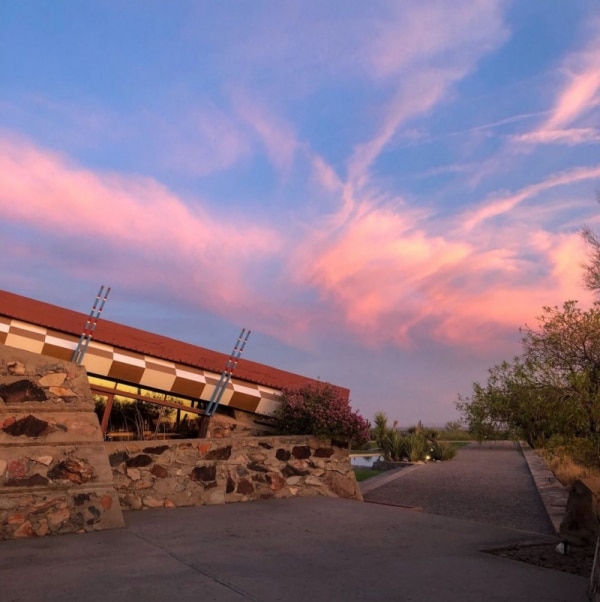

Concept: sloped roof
[[0, 289, 349, 398]]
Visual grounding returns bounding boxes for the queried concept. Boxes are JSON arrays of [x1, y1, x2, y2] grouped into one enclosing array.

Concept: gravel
[[363, 441, 556, 535]]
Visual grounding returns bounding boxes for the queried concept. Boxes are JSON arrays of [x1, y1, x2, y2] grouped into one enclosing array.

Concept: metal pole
[[205, 328, 251, 416], [72, 285, 111, 364]]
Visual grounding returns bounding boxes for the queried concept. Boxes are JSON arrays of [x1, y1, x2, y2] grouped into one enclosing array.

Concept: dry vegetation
[[538, 439, 600, 486]]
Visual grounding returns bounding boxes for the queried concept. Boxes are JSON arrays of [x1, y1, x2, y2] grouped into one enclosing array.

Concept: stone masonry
[[0, 345, 124, 539], [107, 436, 362, 509], [0, 343, 361, 539]]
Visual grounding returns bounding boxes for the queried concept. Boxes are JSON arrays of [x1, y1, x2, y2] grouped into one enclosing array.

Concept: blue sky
[[1, 1, 599, 426]]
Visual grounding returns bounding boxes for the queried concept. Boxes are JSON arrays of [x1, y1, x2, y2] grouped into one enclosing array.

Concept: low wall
[[0, 346, 124, 540], [106, 436, 363, 509]]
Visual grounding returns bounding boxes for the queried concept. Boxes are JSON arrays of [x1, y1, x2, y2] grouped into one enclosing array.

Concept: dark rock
[[282, 463, 310, 477], [88, 506, 101, 519], [252, 474, 267, 483], [190, 465, 217, 482], [151, 464, 168, 479], [560, 477, 600, 545], [292, 446, 311, 459], [247, 461, 269, 473], [3, 414, 49, 437], [205, 446, 232, 460], [74, 493, 90, 506], [331, 439, 349, 449], [259, 442, 273, 449], [313, 447, 334, 458], [48, 459, 96, 484], [125, 454, 153, 468], [276, 449, 291, 461], [109, 451, 129, 467], [236, 478, 254, 494], [142, 445, 169, 455], [5, 474, 49, 487], [0, 380, 47, 403], [226, 477, 235, 493], [71, 512, 85, 530]]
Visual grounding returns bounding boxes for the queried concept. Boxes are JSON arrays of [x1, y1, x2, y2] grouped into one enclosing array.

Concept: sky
[[1, 1, 600, 427]]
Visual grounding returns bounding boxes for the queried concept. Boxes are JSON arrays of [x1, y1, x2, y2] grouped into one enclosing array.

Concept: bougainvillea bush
[[275, 382, 370, 447]]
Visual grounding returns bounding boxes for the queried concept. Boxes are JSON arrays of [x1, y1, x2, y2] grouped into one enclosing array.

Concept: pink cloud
[[0, 134, 281, 312], [289, 168, 597, 351]]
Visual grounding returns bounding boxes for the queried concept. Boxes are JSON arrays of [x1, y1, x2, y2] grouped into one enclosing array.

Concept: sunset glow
[[1, 1, 599, 424]]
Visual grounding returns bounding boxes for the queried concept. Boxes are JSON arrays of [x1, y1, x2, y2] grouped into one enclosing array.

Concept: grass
[[353, 467, 385, 482], [538, 439, 600, 486], [436, 429, 476, 442], [449, 441, 470, 451]]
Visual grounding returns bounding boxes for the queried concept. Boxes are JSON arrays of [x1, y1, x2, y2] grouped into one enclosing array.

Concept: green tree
[[457, 301, 600, 446]]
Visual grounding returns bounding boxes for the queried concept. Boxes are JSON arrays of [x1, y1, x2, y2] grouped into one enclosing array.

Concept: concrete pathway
[[362, 441, 557, 534], [0, 495, 586, 601]]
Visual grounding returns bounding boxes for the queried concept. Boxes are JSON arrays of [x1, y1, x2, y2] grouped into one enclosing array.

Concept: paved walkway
[[0, 496, 586, 602], [362, 441, 557, 534]]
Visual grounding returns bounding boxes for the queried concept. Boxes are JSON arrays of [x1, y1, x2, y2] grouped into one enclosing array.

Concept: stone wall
[[0, 345, 124, 539], [106, 436, 362, 509]]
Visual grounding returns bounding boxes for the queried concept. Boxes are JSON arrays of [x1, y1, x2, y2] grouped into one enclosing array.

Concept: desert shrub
[[381, 429, 407, 461], [405, 432, 427, 462], [429, 441, 458, 461], [275, 383, 370, 447]]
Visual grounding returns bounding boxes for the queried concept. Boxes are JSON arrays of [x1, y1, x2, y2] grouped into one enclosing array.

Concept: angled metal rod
[[205, 328, 251, 416], [72, 285, 111, 364]]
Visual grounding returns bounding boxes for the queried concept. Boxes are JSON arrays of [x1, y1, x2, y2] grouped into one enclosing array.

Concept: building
[[0, 289, 349, 436]]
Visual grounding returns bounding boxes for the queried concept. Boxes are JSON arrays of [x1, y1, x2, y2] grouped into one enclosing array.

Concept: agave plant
[[381, 429, 407, 462], [429, 441, 457, 461], [405, 432, 428, 462]]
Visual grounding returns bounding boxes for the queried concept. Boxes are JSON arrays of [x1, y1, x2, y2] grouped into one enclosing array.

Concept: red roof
[[0, 289, 349, 398]]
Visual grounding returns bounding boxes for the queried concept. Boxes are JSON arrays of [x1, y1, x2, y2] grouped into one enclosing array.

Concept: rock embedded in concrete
[[0, 380, 47, 403], [48, 459, 96, 484], [276, 448, 291, 461], [4, 414, 50, 437], [292, 445, 311, 459], [205, 446, 232, 460]]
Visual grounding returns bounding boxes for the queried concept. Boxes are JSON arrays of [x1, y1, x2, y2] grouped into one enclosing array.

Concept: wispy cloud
[[544, 44, 600, 130], [512, 18, 600, 148], [158, 103, 252, 177], [231, 90, 298, 175], [512, 128, 600, 146], [347, 1, 509, 190], [463, 164, 600, 231], [0, 134, 281, 312]]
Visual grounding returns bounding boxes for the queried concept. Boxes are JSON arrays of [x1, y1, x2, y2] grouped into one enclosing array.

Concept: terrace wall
[[0, 346, 124, 540], [106, 435, 362, 509], [0, 343, 361, 540]]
